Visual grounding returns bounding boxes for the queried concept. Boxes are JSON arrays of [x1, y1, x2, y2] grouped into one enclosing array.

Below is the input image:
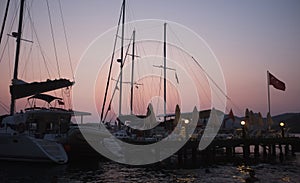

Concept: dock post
[[192, 147, 197, 162], [226, 147, 232, 158], [272, 144, 276, 157], [268, 145, 272, 157], [291, 145, 296, 156], [202, 149, 211, 167], [279, 144, 283, 162], [254, 144, 259, 158], [285, 144, 289, 156], [263, 145, 267, 158], [232, 146, 236, 157], [212, 147, 216, 163], [191, 147, 197, 167], [178, 149, 183, 166], [243, 144, 250, 159], [183, 146, 188, 160]]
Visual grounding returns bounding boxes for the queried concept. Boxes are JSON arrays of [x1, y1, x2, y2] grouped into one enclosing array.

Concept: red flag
[[268, 72, 286, 91]]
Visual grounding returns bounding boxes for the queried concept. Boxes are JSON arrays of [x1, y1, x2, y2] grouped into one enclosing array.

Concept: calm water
[[0, 154, 300, 183]]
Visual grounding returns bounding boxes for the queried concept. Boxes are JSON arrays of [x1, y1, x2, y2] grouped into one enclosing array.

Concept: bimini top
[[28, 94, 62, 104]]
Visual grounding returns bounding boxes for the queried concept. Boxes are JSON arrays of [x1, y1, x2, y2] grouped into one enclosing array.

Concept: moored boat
[[0, 0, 73, 164]]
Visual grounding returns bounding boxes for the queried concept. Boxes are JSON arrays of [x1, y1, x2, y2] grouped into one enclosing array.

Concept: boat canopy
[[28, 94, 62, 104], [10, 78, 74, 99]]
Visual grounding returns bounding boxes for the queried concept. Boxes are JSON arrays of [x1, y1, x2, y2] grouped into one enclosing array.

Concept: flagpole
[[267, 70, 271, 115]]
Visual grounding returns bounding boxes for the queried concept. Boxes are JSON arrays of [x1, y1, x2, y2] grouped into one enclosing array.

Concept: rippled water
[[1, 154, 299, 183]]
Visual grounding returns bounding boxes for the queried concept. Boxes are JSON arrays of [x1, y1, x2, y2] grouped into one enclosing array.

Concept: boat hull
[[62, 124, 111, 159], [0, 133, 68, 164]]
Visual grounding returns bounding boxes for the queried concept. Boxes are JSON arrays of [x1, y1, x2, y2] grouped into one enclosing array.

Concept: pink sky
[[0, 0, 299, 118]]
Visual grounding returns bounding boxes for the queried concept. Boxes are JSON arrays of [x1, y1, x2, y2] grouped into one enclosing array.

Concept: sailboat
[[0, 0, 72, 164], [100, 0, 195, 143]]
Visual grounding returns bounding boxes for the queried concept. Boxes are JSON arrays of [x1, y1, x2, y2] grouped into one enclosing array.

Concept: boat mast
[[163, 23, 167, 122], [0, 0, 10, 45], [10, 0, 25, 115], [119, 0, 125, 116], [130, 30, 135, 115]]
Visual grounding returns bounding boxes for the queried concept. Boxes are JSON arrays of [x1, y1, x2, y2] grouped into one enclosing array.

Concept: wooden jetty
[[175, 137, 300, 166], [64, 133, 300, 166]]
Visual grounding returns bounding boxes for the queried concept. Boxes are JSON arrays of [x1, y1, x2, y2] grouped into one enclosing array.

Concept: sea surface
[[0, 153, 299, 183]]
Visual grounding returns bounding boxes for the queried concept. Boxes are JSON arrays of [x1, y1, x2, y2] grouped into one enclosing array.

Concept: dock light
[[241, 120, 246, 126], [280, 122, 285, 138], [184, 119, 189, 124], [241, 121, 246, 139], [181, 119, 190, 140]]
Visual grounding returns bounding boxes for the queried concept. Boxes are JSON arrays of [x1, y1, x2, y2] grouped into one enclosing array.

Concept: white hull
[[67, 123, 111, 143], [0, 133, 68, 164]]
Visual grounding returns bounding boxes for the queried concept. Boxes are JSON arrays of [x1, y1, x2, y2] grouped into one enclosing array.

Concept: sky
[[0, 0, 300, 119]]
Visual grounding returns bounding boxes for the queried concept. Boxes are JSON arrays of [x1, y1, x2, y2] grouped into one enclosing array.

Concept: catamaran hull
[[0, 134, 68, 164]]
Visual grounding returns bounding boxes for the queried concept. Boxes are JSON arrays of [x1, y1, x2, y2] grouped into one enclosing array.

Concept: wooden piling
[[279, 144, 283, 162], [285, 144, 289, 156], [263, 145, 267, 158], [172, 137, 300, 167], [272, 144, 276, 156], [178, 149, 183, 165]]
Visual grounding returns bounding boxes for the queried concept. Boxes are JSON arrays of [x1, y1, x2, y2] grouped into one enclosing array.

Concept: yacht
[[0, 0, 72, 164], [0, 94, 70, 164]]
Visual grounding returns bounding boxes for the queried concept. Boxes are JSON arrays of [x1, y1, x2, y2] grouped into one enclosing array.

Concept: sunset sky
[[0, 0, 299, 119]]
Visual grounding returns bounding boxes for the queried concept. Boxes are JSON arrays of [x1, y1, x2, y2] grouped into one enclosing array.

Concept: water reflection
[[0, 155, 299, 183]]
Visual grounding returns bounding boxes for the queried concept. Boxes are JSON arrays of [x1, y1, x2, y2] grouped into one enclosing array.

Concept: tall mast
[[163, 23, 167, 122], [10, 0, 25, 115], [119, 0, 125, 116], [130, 30, 135, 115], [0, 0, 10, 45]]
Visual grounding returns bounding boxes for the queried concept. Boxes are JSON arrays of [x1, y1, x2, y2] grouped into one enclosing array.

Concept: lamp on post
[[241, 120, 246, 139], [279, 122, 285, 138], [184, 119, 189, 140]]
